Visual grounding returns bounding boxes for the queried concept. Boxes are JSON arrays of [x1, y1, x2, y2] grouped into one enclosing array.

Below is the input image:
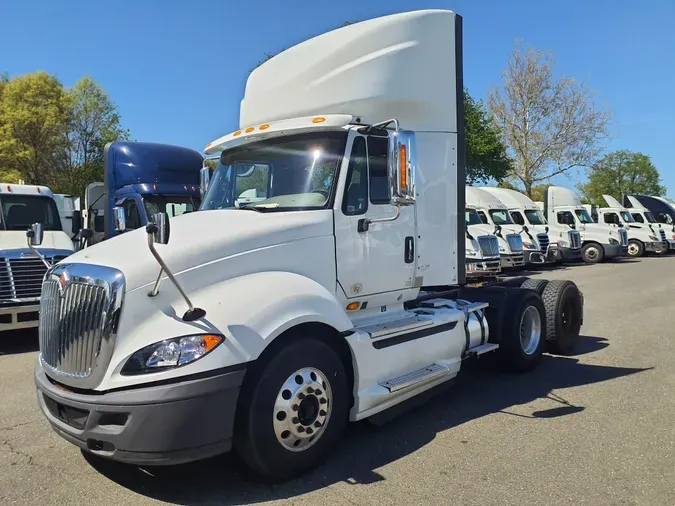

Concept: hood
[[0, 230, 74, 253], [467, 223, 498, 238], [68, 209, 334, 292]]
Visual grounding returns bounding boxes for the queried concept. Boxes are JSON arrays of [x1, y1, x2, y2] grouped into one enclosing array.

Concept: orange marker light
[[6, 185, 11, 192], [233, 131, 242, 137], [346, 302, 360, 311], [399, 144, 407, 190], [259, 124, 270, 130], [245, 127, 254, 133], [312, 117, 326, 124], [202, 334, 223, 352]]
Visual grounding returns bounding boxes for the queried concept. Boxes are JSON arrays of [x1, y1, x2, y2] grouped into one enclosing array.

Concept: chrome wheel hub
[[628, 243, 639, 256], [273, 367, 332, 452], [520, 305, 542, 355], [586, 247, 599, 259]]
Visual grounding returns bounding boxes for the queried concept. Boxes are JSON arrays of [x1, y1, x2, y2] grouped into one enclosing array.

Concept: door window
[[557, 211, 574, 225], [510, 211, 525, 225], [342, 137, 368, 215], [368, 136, 389, 204], [122, 199, 142, 230]]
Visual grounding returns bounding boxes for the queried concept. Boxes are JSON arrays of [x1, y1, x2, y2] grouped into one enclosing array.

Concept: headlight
[[499, 246, 505, 252], [649, 235, 658, 241], [609, 238, 619, 245], [523, 242, 535, 250], [121, 334, 224, 375], [466, 249, 477, 256], [557, 241, 569, 247]]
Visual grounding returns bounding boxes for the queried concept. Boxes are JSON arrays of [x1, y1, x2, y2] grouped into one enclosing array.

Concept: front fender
[[101, 271, 352, 390]]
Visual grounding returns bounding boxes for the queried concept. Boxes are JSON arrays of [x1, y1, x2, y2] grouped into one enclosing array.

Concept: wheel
[[497, 289, 546, 372], [234, 337, 350, 481], [541, 280, 583, 355], [627, 239, 644, 257], [581, 242, 604, 264], [520, 278, 549, 295]]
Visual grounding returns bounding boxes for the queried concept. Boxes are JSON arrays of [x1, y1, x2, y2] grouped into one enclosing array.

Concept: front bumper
[[555, 246, 582, 263], [35, 361, 246, 466], [523, 249, 556, 266], [0, 302, 40, 331], [500, 253, 525, 268], [466, 257, 501, 278], [603, 243, 628, 258], [645, 241, 669, 253]]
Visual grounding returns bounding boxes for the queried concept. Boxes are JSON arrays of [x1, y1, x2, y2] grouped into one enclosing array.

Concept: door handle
[[404, 236, 414, 263]]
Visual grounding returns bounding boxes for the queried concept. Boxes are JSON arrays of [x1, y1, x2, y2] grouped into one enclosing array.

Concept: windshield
[[466, 208, 483, 226], [620, 211, 634, 223], [489, 209, 513, 225], [524, 209, 547, 225], [575, 209, 594, 224], [0, 195, 61, 231], [144, 195, 200, 218], [644, 212, 656, 223], [201, 132, 348, 211]]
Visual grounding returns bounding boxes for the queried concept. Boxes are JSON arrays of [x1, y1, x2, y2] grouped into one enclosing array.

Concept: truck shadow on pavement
[[84, 335, 649, 506]]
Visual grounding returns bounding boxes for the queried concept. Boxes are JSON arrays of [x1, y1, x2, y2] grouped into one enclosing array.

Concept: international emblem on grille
[[58, 270, 70, 296]]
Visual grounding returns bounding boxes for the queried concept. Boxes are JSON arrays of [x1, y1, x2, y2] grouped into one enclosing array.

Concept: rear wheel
[[520, 278, 549, 296], [582, 242, 604, 264], [498, 289, 546, 372], [541, 280, 583, 355], [627, 239, 644, 257], [234, 337, 350, 481]]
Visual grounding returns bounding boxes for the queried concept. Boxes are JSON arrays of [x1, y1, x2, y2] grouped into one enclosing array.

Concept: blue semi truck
[[73, 141, 204, 248]]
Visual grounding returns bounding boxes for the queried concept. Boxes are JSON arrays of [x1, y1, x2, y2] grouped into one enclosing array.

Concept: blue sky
[[1, 0, 674, 195]]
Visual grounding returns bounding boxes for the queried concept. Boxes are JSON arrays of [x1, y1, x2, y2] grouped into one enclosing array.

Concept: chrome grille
[[618, 228, 628, 246], [0, 254, 69, 302], [477, 235, 499, 258], [506, 234, 523, 253], [659, 228, 667, 241], [39, 263, 125, 389], [568, 230, 581, 249], [536, 233, 550, 253]]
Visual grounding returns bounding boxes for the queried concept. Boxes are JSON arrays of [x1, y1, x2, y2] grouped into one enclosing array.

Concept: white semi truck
[[466, 186, 536, 268], [33, 10, 585, 480], [540, 186, 628, 264], [464, 204, 502, 278], [0, 184, 74, 332], [478, 186, 582, 264], [585, 194, 667, 257], [623, 195, 675, 252]]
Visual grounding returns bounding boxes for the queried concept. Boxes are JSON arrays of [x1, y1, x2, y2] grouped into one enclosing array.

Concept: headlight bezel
[[121, 333, 225, 376]]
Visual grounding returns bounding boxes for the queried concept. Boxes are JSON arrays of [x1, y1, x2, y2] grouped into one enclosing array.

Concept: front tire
[[582, 242, 604, 264], [627, 239, 644, 257], [234, 337, 350, 481]]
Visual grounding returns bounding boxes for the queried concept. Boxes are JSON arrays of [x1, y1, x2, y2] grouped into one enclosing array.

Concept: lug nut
[[314, 421, 322, 428], [307, 387, 314, 394], [297, 426, 305, 433], [292, 417, 299, 424], [319, 398, 327, 404], [292, 404, 299, 411], [319, 410, 327, 417], [315, 389, 322, 395]]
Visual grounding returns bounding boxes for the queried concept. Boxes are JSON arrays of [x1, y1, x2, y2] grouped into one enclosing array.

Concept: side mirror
[[200, 167, 211, 197], [71, 210, 82, 235], [388, 130, 416, 206], [26, 222, 44, 246], [79, 228, 94, 239], [112, 206, 126, 232], [148, 212, 170, 245], [522, 225, 529, 233]]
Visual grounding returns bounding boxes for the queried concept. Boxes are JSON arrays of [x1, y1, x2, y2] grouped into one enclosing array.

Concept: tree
[[488, 41, 612, 197], [465, 90, 512, 184], [54, 76, 129, 196], [0, 72, 69, 185], [498, 180, 551, 202], [576, 150, 665, 205]]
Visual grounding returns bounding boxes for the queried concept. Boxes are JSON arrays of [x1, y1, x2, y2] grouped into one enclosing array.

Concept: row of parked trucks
[[3, 8, 673, 481]]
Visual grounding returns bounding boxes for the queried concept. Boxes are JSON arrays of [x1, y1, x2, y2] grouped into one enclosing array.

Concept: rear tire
[[541, 280, 583, 355], [234, 337, 350, 481], [582, 242, 604, 264], [498, 289, 546, 372], [520, 278, 549, 296], [627, 239, 644, 257]]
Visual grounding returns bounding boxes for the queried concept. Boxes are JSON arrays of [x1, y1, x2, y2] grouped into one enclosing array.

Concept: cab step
[[378, 363, 449, 393], [358, 314, 432, 338], [463, 342, 499, 360]]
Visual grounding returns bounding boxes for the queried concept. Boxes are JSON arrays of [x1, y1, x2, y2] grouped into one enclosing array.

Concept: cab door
[[333, 132, 417, 299]]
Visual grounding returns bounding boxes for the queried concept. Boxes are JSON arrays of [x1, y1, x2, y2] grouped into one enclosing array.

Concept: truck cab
[[33, 10, 585, 481], [0, 184, 74, 332], [464, 205, 501, 278], [478, 186, 581, 264], [543, 186, 628, 264], [623, 195, 675, 252], [78, 141, 204, 247], [587, 194, 668, 257], [465, 187, 528, 268]]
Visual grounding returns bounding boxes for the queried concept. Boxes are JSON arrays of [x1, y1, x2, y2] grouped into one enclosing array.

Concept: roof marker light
[[233, 131, 242, 137], [259, 124, 270, 130], [245, 127, 255, 133]]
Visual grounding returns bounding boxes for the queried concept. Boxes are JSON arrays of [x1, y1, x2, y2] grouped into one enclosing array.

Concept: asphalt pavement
[[1, 256, 673, 505]]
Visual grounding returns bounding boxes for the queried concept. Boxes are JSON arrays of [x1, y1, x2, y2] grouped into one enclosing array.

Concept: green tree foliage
[[576, 150, 665, 205], [0, 72, 69, 185], [465, 90, 512, 184], [497, 180, 551, 202], [488, 41, 612, 197]]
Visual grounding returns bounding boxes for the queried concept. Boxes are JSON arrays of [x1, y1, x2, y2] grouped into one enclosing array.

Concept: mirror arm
[[357, 205, 401, 233], [25, 231, 52, 270], [147, 267, 164, 298], [145, 224, 205, 322]]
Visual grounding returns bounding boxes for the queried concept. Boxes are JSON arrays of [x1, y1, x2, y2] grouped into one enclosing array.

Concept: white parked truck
[[586, 194, 668, 257], [464, 205, 502, 278], [623, 195, 675, 252], [540, 186, 628, 264], [478, 186, 582, 264], [33, 10, 585, 480], [466, 186, 536, 268], [0, 184, 74, 331]]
